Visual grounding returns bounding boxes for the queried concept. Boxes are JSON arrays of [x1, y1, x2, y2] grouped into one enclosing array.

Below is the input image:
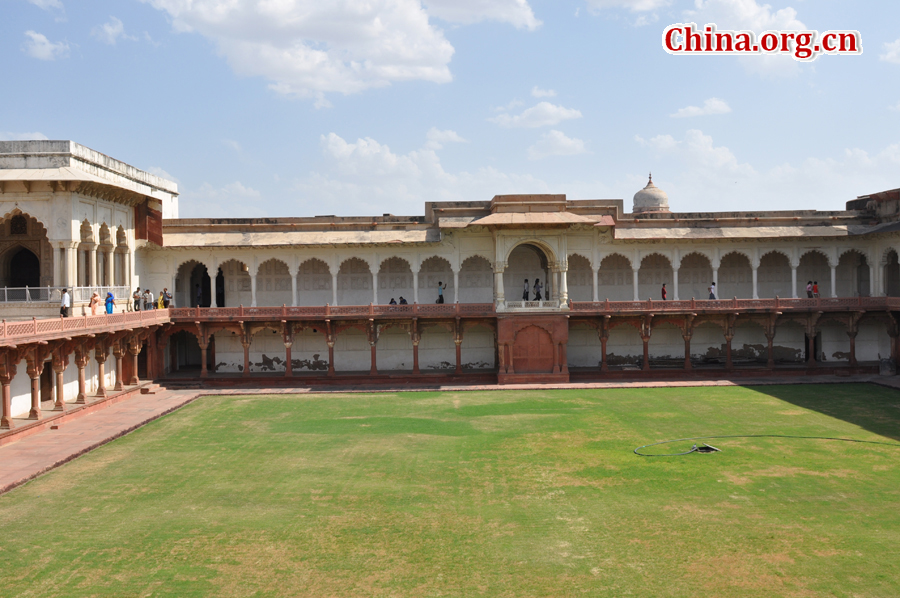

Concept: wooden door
[[512, 325, 555, 373]]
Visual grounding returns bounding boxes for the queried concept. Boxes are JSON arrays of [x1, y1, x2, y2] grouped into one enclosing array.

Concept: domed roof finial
[[633, 171, 669, 213]]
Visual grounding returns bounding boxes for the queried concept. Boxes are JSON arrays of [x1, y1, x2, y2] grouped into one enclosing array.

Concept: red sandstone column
[[1, 358, 16, 429], [848, 332, 857, 367], [27, 357, 42, 419], [75, 348, 89, 403], [507, 344, 515, 374], [766, 334, 775, 369], [725, 334, 734, 371], [641, 337, 650, 371], [552, 339, 560, 374], [95, 347, 108, 398], [242, 339, 251, 378], [600, 336, 608, 372], [112, 344, 125, 391], [128, 341, 141, 385], [454, 338, 462, 374], [683, 335, 692, 371], [498, 343, 506, 374], [807, 334, 816, 368], [200, 340, 209, 379], [53, 354, 66, 410], [284, 342, 293, 378], [1, 378, 12, 429], [327, 340, 335, 377], [369, 342, 378, 376], [412, 340, 420, 375]]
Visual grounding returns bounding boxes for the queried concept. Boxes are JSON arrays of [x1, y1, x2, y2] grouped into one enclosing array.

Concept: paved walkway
[[2, 375, 899, 495]]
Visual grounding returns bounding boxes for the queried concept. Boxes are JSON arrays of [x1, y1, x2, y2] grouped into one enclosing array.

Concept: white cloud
[[181, 181, 266, 218], [586, 0, 671, 13], [0, 132, 49, 141], [28, 0, 63, 11], [424, 0, 541, 30], [493, 99, 524, 112], [489, 101, 583, 128], [425, 128, 467, 150], [633, 129, 900, 212], [22, 31, 69, 60], [142, 0, 539, 103], [528, 130, 588, 160], [222, 139, 242, 152], [147, 166, 179, 184], [890, 101, 900, 113], [142, 0, 455, 102], [671, 97, 732, 118], [686, 0, 806, 77], [531, 86, 556, 98], [92, 17, 135, 45], [881, 39, 900, 64], [286, 132, 551, 215]]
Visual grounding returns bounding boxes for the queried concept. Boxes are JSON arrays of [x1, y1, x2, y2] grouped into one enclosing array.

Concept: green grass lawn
[[2, 384, 900, 597]]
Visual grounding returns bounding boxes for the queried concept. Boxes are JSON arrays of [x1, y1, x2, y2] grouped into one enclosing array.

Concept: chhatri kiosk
[[1, 140, 899, 424]]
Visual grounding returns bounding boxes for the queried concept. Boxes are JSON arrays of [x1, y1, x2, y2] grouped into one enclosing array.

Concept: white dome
[[633, 174, 669, 213]]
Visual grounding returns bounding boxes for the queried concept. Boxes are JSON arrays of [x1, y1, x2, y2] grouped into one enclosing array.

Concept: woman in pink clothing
[[89, 292, 102, 315]]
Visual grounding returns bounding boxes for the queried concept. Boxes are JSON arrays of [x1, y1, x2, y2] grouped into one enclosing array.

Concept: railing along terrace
[[0, 308, 171, 346], [569, 296, 900, 313], [169, 303, 497, 321], [0, 286, 132, 304]]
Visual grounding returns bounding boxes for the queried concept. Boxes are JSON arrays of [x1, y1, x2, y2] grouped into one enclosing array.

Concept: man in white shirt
[[60, 288, 70, 317]]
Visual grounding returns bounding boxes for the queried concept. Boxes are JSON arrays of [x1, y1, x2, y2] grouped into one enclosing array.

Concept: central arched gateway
[[497, 315, 569, 383], [504, 242, 554, 302]]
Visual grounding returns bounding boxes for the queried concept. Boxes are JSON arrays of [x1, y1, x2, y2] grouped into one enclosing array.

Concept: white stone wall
[[856, 320, 891, 362], [333, 327, 371, 372], [420, 326, 454, 370], [292, 328, 329, 371], [458, 256, 493, 303], [597, 254, 633, 301], [461, 325, 495, 369], [337, 259, 374, 306], [568, 322, 600, 367], [567, 255, 593, 301], [647, 324, 683, 359], [297, 259, 332, 306], [717, 253, 753, 300]]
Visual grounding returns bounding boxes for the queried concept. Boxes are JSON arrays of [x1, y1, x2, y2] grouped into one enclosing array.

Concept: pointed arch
[[0, 210, 53, 288], [597, 253, 633, 301], [297, 257, 332, 307], [458, 255, 492, 303]]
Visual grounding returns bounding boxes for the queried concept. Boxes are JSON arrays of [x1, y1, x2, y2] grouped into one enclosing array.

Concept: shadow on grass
[[749, 382, 900, 442], [271, 417, 479, 436]]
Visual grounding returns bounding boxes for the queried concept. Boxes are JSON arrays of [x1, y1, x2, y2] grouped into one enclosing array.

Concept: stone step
[[140, 384, 161, 395]]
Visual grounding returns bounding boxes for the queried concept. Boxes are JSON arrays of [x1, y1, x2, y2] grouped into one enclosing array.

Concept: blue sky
[[1, 0, 898, 218]]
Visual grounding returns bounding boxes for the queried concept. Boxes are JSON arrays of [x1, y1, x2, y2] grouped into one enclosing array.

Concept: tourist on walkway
[[389, 298, 397, 305], [398, 296, 408, 304], [143, 289, 153, 310], [163, 288, 172, 308], [157, 291, 166, 309], [60, 288, 70, 317], [708, 282, 716, 300], [436, 281, 446, 304], [813, 281, 819, 298], [806, 281, 813, 298], [89, 292, 101, 315], [105, 292, 115, 314], [533, 278, 543, 301], [661, 283, 667, 300], [133, 287, 142, 311], [523, 279, 529, 301]]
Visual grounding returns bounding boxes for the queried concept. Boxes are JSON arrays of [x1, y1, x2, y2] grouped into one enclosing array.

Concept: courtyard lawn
[[2, 384, 900, 597]]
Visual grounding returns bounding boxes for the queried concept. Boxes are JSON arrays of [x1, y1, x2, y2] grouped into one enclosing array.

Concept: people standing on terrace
[[105, 292, 115, 314], [523, 279, 529, 301], [60, 289, 70, 318], [90, 292, 101, 315], [163, 288, 172, 308], [662, 283, 667, 300], [708, 282, 716, 300], [133, 287, 142, 311], [813, 281, 819, 298], [437, 281, 446, 304], [533, 279, 543, 301]]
